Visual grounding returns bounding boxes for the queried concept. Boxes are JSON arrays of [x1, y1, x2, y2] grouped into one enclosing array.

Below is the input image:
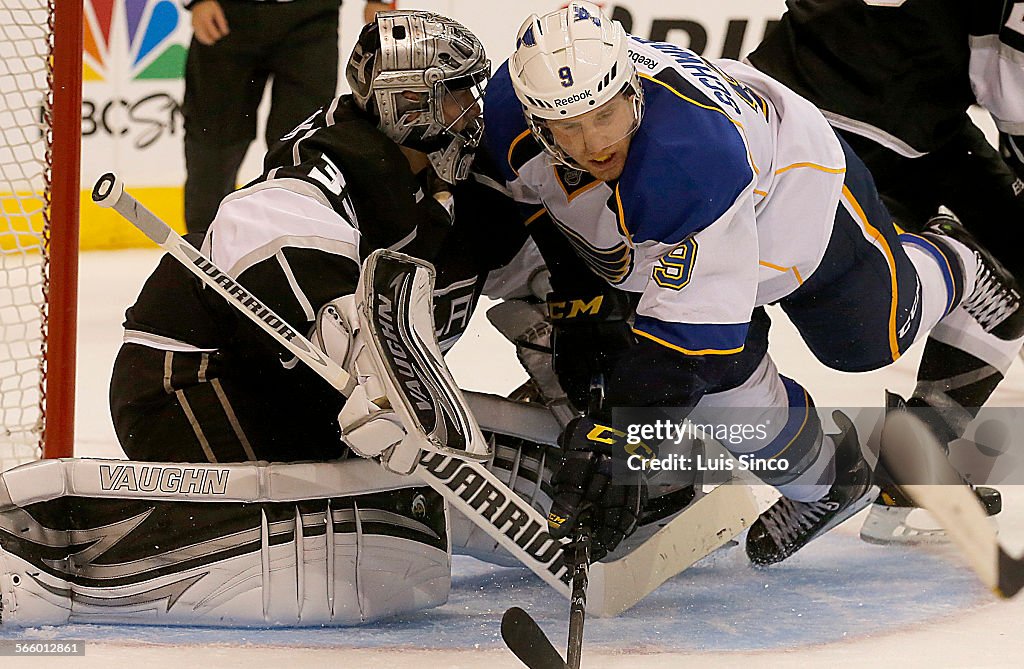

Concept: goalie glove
[[338, 250, 490, 475]]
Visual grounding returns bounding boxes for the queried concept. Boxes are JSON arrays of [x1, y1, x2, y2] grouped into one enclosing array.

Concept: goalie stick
[[90, 173, 357, 396], [881, 411, 1024, 598], [91, 172, 759, 616]]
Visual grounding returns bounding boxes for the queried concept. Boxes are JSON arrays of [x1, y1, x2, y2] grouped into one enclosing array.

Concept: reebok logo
[[555, 90, 593, 106]]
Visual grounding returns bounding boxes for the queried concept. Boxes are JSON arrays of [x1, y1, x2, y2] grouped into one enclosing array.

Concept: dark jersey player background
[[749, 0, 1024, 282], [748, 0, 1024, 537]]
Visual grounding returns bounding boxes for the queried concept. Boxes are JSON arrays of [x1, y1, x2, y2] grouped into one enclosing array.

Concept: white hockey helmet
[[346, 10, 490, 183], [509, 1, 644, 168]]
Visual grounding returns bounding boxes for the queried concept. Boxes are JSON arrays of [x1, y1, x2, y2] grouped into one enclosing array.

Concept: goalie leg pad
[[0, 458, 450, 627]]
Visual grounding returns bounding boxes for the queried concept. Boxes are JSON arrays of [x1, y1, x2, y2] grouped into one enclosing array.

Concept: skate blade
[[860, 504, 999, 546]]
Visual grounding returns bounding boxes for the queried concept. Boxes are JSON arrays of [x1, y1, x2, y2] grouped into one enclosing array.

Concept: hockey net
[[0, 0, 81, 470]]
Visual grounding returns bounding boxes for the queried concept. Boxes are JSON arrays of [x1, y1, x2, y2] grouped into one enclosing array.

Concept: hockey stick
[[881, 411, 1024, 598], [565, 526, 590, 669], [500, 549, 586, 669], [90, 173, 356, 396], [499, 530, 589, 669], [502, 380, 603, 669], [561, 379, 609, 667], [92, 173, 758, 616], [501, 607, 567, 669]]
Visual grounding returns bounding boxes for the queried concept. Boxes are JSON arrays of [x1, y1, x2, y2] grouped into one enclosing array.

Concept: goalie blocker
[[338, 249, 489, 475]]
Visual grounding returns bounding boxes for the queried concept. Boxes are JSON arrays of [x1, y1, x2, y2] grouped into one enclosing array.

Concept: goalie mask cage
[[0, 0, 81, 469]]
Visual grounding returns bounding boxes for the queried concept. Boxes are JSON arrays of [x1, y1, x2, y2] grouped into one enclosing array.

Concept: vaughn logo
[[375, 273, 434, 413], [100, 464, 230, 495]]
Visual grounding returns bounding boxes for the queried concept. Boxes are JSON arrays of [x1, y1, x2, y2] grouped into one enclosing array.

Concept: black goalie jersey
[[749, 0, 1024, 156], [112, 96, 528, 462]]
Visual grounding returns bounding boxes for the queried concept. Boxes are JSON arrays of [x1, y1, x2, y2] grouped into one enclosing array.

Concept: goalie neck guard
[[346, 10, 490, 184]]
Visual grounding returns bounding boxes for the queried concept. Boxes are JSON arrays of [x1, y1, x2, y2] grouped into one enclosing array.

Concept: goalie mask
[[509, 1, 644, 174], [347, 11, 490, 184]]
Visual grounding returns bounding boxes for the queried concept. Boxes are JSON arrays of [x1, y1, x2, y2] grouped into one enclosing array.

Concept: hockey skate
[[746, 412, 878, 566], [861, 392, 1002, 545], [923, 213, 1024, 341], [860, 483, 1001, 545]]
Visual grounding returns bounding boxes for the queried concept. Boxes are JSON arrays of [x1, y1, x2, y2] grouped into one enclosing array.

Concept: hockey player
[[483, 2, 1024, 566], [110, 10, 512, 465], [0, 11, 533, 627], [747, 0, 1024, 543]]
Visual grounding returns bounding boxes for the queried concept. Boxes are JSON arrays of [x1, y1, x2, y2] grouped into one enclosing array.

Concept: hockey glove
[[547, 415, 649, 562], [547, 289, 635, 410]]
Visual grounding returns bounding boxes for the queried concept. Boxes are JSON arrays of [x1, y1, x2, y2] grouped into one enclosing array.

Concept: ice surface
[[2, 249, 1023, 667]]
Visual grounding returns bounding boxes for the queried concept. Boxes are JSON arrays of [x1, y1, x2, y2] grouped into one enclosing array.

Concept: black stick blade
[[501, 607, 567, 669], [997, 547, 1024, 598]]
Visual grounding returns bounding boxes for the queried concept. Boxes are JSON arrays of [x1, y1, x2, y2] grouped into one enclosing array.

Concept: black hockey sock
[[910, 338, 1004, 446]]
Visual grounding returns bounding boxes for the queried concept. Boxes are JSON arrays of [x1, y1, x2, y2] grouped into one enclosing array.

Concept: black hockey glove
[[547, 289, 635, 411], [547, 415, 649, 562]]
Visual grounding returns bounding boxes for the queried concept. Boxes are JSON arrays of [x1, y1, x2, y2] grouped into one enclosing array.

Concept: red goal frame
[[42, 0, 83, 459]]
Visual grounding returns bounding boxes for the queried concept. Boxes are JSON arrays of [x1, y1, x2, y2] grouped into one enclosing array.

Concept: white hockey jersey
[[484, 36, 848, 358]]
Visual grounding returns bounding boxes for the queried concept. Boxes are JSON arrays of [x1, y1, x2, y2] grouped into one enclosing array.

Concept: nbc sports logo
[[84, 0, 188, 81]]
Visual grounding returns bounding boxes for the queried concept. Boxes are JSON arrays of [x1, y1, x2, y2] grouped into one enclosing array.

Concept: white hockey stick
[[92, 172, 758, 615], [881, 412, 1024, 598], [588, 482, 759, 616]]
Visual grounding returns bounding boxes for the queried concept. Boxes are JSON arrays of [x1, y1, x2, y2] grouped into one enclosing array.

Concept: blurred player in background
[[183, 0, 396, 233], [748, 0, 1024, 543]]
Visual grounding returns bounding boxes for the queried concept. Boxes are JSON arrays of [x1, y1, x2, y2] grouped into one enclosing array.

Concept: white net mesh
[[0, 0, 53, 469]]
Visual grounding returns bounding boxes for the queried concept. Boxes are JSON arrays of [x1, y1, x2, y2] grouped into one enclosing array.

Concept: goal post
[[45, 0, 83, 459], [1, 0, 82, 468]]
